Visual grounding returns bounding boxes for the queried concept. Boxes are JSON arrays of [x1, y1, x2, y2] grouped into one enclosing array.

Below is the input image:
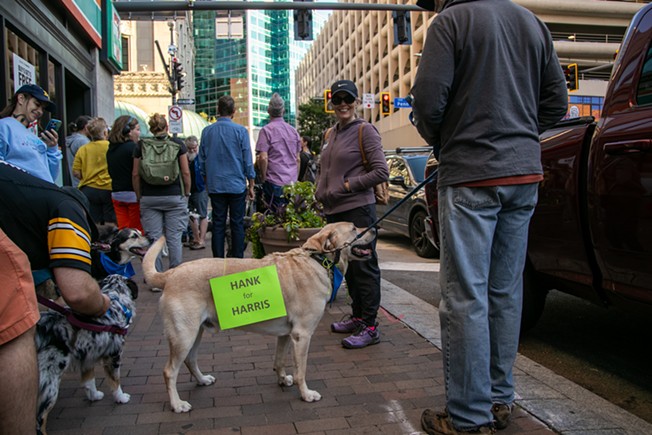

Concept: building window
[[121, 36, 130, 71], [5, 27, 40, 96]]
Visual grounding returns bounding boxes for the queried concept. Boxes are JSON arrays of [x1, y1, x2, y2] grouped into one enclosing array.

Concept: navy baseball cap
[[16, 84, 56, 112], [331, 80, 358, 98]]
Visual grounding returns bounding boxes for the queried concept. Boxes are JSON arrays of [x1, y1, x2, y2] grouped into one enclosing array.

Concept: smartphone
[[45, 119, 62, 133]]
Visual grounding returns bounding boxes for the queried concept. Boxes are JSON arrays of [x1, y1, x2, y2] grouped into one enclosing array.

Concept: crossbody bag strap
[[357, 123, 371, 172]]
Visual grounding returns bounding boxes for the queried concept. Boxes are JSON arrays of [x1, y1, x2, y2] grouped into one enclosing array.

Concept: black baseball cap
[[16, 84, 56, 112], [331, 80, 358, 98]]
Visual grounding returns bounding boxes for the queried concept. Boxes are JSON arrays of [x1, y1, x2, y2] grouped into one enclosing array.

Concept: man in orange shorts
[[0, 228, 40, 434]]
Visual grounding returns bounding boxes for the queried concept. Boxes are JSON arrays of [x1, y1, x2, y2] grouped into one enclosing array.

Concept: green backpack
[[138, 137, 180, 186]]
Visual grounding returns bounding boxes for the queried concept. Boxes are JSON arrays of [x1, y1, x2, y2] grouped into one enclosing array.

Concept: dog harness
[[37, 295, 130, 336], [310, 252, 344, 305]]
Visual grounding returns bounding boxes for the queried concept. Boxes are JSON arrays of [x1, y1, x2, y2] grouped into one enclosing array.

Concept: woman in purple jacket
[[315, 80, 389, 349]]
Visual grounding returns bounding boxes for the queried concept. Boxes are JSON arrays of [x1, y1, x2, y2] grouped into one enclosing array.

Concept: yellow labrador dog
[[142, 222, 376, 413]]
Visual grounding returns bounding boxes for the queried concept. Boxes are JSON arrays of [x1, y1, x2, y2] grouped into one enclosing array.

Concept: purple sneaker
[[331, 316, 363, 333], [342, 326, 380, 349]]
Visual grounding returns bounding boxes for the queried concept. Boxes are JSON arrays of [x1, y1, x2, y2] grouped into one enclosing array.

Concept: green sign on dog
[[210, 265, 287, 329]]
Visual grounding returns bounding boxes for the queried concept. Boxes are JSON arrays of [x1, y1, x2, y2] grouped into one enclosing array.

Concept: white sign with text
[[13, 54, 35, 92]]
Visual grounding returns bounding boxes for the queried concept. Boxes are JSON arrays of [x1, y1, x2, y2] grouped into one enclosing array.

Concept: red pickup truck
[[424, 2, 652, 331]]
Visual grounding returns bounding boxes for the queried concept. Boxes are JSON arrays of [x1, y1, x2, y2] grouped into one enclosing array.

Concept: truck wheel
[[410, 209, 437, 258], [520, 263, 548, 333]]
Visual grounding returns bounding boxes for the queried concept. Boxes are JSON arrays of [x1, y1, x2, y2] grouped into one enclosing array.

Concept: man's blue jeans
[[438, 183, 538, 430], [210, 191, 247, 258]]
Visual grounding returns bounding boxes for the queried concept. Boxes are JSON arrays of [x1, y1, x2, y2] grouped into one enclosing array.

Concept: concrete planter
[[259, 227, 321, 254]]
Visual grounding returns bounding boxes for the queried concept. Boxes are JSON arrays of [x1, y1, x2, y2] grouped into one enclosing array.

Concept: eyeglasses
[[331, 94, 356, 105]]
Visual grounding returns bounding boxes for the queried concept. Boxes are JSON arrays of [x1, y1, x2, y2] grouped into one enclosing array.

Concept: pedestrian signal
[[380, 92, 391, 116], [324, 89, 334, 113]]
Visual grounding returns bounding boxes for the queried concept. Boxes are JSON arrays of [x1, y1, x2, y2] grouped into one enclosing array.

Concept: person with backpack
[[132, 113, 191, 286]]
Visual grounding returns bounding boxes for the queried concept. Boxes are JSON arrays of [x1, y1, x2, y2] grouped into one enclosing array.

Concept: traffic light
[[175, 62, 186, 91], [380, 92, 391, 115], [294, 0, 313, 41], [324, 89, 334, 113], [564, 63, 578, 91], [393, 11, 412, 45]]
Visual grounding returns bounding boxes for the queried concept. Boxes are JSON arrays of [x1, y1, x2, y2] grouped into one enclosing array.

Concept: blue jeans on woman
[[437, 183, 538, 430], [210, 191, 247, 258]]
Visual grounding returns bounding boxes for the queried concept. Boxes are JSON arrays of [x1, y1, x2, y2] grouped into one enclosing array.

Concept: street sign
[[168, 105, 183, 134], [393, 97, 411, 109], [362, 93, 375, 109], [177, 98, 195, 105]]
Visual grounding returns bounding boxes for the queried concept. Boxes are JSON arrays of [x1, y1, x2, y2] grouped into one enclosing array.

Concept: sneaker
[[150, 287, 163, 293], [421, 409, 496, 434], [190, 242, 206, 250], [491, 403, 513, 430], [330, 315, 363, 333], [341, 325, 380, 349]]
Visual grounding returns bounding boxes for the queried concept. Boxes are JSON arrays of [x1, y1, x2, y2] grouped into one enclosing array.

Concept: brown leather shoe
[[421, 409, 496, 434]]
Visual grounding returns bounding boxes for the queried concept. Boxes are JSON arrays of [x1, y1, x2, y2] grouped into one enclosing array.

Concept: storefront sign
[[101, 0, 122, 73], [13, 54, 35, 93]]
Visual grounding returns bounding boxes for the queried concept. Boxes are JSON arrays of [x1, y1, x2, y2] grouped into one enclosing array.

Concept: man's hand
[[247, 182, 255, 201]]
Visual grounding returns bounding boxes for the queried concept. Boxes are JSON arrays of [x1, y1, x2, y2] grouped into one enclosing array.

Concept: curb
[[379, 278, 652, 435]]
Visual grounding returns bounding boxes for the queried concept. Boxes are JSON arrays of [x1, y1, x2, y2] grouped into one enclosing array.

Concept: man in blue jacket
[[199, 96, 255, 258], [411, 0, 568, 433]]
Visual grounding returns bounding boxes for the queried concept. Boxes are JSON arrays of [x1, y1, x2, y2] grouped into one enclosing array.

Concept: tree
[[296, 98, 335, 154]]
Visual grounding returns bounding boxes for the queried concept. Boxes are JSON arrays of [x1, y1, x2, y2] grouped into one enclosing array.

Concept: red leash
[[37, 294, 129, 336]]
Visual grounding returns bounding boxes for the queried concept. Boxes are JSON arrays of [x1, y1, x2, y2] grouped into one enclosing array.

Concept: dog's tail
[[142, 236, 168, 289]]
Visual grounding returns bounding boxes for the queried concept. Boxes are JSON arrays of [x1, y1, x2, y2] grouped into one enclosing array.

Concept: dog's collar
[[310, 252, 344, 304], [37, 295, 130, 336], [100, 252, 135, 279]]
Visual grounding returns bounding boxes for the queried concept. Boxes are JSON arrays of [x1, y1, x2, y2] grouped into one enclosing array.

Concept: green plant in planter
[[246, 181, 326, 258]]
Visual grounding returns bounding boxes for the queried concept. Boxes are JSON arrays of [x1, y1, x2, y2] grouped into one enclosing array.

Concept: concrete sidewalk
[[44, 243, 651, 434]]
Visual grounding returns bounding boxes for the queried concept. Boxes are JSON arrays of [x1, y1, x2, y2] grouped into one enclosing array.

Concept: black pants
[[326, 204, 381, 327], [80, 186, 115, 225]]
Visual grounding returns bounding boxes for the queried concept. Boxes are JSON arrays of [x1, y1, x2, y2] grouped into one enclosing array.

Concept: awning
[[114, 100, 210, 141], [114, 100, 151, 137]]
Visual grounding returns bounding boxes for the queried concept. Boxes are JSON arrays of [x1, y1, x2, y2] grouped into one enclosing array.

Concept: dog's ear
[[97, 224, 119, 243], [302, 226, 332, 252]]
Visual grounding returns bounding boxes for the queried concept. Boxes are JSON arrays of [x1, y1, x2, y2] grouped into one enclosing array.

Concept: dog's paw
[[301, 389, 322, 402], [87, 390, 104, 401], [197, 374, 215, 386], [113, 391, 131, 404], [278, 375, 294, 387], [172, 400, 193, 413]]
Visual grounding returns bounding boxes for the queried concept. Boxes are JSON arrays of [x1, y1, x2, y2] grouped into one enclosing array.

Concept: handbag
[[357, 125, 390, 205]]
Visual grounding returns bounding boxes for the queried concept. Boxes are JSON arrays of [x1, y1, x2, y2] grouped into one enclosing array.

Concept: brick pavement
[[44, 240, 556, 435]]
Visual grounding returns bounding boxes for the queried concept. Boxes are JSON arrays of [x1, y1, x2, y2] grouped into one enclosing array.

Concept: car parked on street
[[376, 147, 438, 258]]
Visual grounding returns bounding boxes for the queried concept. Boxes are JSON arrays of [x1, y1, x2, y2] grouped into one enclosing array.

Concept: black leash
[[355, 168, 438, 241]]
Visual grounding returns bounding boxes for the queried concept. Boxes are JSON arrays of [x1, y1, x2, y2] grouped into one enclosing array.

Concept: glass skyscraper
[[193, 2, 329, 134]]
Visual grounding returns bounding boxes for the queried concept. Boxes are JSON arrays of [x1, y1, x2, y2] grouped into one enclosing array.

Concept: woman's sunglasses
[[331, 94, 356, 105]]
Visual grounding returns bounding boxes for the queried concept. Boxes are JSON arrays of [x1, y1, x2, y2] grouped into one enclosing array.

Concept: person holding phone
[[0, 84, 61, 184]]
